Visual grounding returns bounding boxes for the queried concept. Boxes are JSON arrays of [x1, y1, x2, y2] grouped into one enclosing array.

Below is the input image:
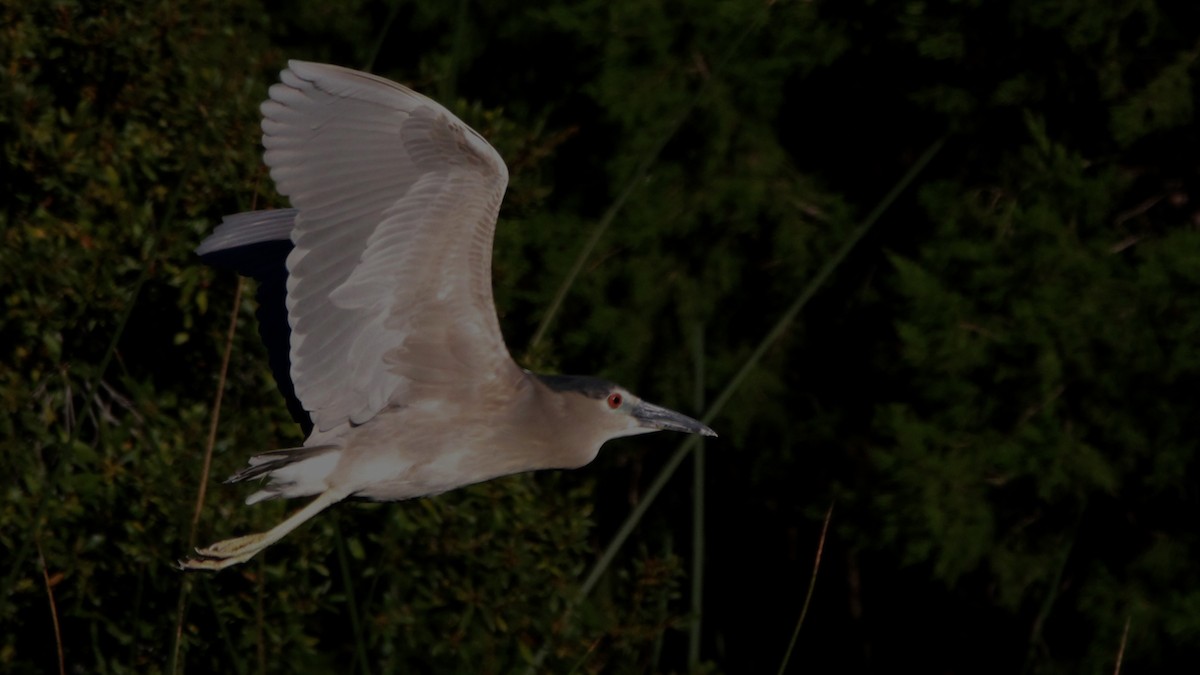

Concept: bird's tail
[[228, 445, 341, 505]]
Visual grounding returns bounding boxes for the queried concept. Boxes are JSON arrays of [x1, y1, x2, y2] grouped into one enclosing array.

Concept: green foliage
[[862, 24, 1200, 673], [1, 0, 278, 670], [3, 0, 1199, 672], [1111, 51, 1196, 147]]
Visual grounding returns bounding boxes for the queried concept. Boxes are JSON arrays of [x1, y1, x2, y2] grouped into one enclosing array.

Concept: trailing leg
[[179, 488, 348, 571]]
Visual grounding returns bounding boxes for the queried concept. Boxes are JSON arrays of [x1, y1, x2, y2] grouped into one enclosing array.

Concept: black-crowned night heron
[[181, 61, 714, 571]]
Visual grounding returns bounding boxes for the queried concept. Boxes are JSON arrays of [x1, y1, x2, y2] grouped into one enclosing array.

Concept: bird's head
[[534, 374, 715, 466]]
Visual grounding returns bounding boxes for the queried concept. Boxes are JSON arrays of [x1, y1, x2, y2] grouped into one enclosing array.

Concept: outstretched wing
[[263, 60, 518, 434]]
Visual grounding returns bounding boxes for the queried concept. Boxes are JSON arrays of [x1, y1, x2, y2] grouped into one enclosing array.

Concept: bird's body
[[242, 373, 608, 505], [182, 61, 712, 571]]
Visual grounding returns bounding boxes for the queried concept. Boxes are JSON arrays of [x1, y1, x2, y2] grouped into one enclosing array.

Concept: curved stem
[[777, 502, 834, 675]]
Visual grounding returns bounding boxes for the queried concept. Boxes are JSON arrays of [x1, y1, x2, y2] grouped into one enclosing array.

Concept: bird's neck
[[524, 373, 606, 470]]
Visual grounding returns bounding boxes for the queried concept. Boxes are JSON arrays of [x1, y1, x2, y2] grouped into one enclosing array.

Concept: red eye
[[607, 393, 623, 409]]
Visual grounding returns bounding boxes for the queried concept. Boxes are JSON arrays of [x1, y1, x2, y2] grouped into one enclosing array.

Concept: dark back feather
[[199, 240, 313, 436]]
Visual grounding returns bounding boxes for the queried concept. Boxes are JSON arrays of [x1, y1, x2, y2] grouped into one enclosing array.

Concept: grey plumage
[[182, 61, 713, 571]]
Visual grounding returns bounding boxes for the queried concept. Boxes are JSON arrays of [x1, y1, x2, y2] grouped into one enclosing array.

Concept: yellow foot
[[178, 533, 269, 571], [178, 489, 348, 572]]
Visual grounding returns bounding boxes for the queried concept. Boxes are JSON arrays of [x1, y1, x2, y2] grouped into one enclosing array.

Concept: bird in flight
[[183, 61, 714, 571]]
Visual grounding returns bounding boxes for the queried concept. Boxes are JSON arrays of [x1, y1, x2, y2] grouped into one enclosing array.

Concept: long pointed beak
[[632, 400, 717, 437]]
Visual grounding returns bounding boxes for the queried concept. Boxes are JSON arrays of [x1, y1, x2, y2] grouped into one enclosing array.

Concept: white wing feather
[[263, 60, 517, 433]]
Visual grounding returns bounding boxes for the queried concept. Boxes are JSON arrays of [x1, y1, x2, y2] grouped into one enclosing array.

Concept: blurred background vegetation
[[3, 0, 1199, 672]]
